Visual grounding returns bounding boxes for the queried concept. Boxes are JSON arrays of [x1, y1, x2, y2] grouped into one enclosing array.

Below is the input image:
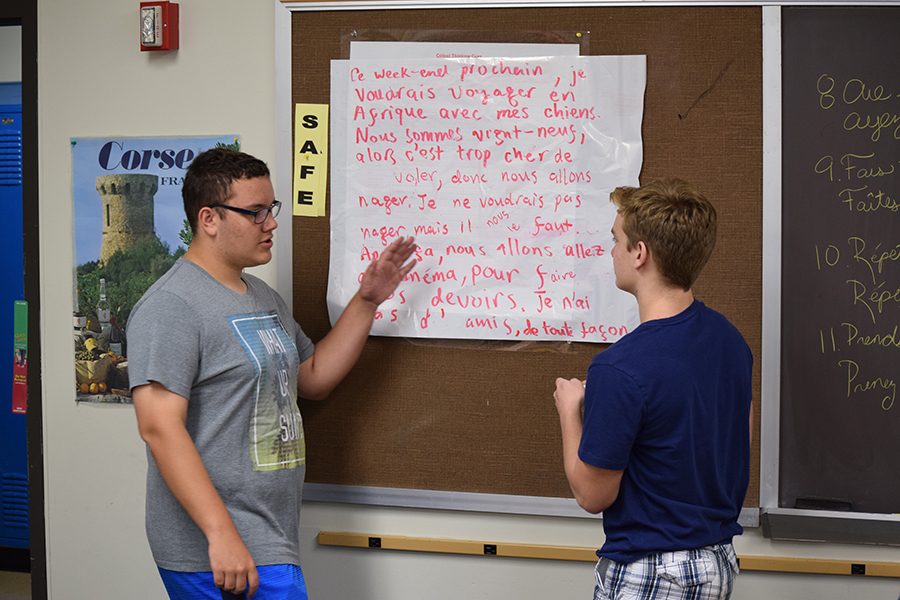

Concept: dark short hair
[[182, 148, 270, 233], [610, 179, 717, 290]]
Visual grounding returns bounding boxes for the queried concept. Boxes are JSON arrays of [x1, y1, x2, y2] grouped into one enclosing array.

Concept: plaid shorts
[[593, 543, 739, 600]]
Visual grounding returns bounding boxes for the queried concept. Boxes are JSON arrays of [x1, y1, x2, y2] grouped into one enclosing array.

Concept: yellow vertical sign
[[293, 104, 329, 217]]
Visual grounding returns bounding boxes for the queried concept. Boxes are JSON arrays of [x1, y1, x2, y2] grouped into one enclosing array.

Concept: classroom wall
[[0, 25, 22, 82], [37, 1, 278, 597], [33, 1, 900, 598]]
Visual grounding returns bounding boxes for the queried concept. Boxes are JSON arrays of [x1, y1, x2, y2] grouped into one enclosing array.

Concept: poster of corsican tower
[[72, 135, 238, 404]]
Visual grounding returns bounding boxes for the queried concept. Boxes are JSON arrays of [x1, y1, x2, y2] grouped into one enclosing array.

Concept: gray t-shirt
[[127, 258, 315, 572]]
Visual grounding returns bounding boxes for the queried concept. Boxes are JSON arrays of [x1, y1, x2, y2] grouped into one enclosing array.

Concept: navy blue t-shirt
[[579, 300, 752, 563]]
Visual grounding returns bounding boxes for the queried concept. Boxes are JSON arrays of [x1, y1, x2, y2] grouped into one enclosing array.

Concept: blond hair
[[610, 179, 717, 290]]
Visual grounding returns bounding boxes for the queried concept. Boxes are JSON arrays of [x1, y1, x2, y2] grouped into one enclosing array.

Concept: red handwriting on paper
[[562, 292, 592, 311], [467, 263, 521, 286], [540, 125, 579, 145], [549, 89, 576, 102], [479, 192, 544, 210], [404, 143, 445, 162], [458, 61, 545, 82], [496, 107, 530, 119], [465, 316, 505, 331], [543, 104, 597, 120], [554, 148, 573, 163], [393, 168, 441, 187], [355, 147, 397, 165], [549, 168, 592, 185], [553, 194, 582, 212], [551, 67, 587, 88], [358, 194, 408, 216], [533, 290, 592, 315], [495, 238, 554, 257], [503, 147, 548, 163], [444, 244, 487, 257], [360, 245, 435, 263], [372, 308, 399, 322], [414, 245, 436, 261], [514, 319, 540, 336], [404, 127, 463, 143], [340, 58, 639, 343], [448, 85, 537, 107], [500, 169, 538, 183], [485, 211, 511, 228], [450, 170, 488, 184], [404, 266, 459, 285], [563, 243, 605, 258], [454, 145, 492, 166], [438, 107, 483, 120], [360, 225, 408, 246], [535, 264, 576, 290], [411, 220, 450, 237], [355, 128, 398, 143], [354, 86, 436, 102], [430, 287, 519, 311], [470, 125, 528, 145], [371, 65, 450, 79], [416, 194, 437, 211], [531, 216, 575, 236], [578, 322, 629, 342], [353, 105, 429, 127], [542, 321, 574, 337]]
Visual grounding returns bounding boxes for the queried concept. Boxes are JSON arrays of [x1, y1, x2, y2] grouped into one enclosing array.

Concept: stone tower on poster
[[96, 174, 158, 264]]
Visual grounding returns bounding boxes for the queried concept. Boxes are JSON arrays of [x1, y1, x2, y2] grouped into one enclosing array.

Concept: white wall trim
[[274, 0, 294, 306], [759, 4, 781, 511]]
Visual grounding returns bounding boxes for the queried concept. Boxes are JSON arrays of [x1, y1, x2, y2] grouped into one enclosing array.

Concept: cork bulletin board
[[289, 6, 762, 508]]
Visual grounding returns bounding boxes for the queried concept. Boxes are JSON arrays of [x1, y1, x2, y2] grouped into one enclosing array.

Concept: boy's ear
[[633, 240, 653, 271], [196, 206, 220, 237]]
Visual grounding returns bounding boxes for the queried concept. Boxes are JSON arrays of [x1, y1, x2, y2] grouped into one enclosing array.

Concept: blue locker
[[0, 98, 28, 549]]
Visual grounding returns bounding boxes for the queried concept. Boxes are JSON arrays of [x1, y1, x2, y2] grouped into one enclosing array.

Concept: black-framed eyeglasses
[[210, 200, 282, 224]]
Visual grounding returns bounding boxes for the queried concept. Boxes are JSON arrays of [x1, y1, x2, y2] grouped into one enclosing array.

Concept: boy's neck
[[183, 244, 247, 293], [635, 284, 694, 323]]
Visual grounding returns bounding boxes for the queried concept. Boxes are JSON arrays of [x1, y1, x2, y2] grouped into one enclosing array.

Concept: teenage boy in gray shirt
[[129, 148, 416, 599]]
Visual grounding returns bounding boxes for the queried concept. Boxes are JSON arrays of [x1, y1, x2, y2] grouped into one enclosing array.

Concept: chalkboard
[[780, 7, 900, 515], [290, 6, 762, 506]]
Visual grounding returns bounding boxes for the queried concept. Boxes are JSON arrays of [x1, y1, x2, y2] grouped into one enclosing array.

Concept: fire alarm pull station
[[140, 1, 179, 52]]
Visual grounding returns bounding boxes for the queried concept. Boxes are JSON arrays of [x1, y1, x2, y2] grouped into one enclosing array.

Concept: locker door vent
[[1, 473, 29, 529], [0, 130, 23, 186]]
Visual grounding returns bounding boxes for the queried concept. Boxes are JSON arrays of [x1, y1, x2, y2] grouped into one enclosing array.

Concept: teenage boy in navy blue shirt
[[553, 179, 752, 600]]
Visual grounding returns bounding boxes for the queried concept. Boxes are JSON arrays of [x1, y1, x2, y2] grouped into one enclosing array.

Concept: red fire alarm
[[140, 1, 179, 52]]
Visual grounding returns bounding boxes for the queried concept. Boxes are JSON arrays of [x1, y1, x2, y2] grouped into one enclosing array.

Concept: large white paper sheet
[[329, 55, 645, 343]]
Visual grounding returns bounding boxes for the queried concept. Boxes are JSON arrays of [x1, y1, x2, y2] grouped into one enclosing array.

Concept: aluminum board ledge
[[761, 508, 900, 546]]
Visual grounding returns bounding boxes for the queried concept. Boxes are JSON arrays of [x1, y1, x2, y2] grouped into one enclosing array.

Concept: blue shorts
[[158, 563, 308, 600]]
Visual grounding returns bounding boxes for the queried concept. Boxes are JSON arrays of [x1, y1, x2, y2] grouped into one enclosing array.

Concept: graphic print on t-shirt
[[230, 312, 305, 471]]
